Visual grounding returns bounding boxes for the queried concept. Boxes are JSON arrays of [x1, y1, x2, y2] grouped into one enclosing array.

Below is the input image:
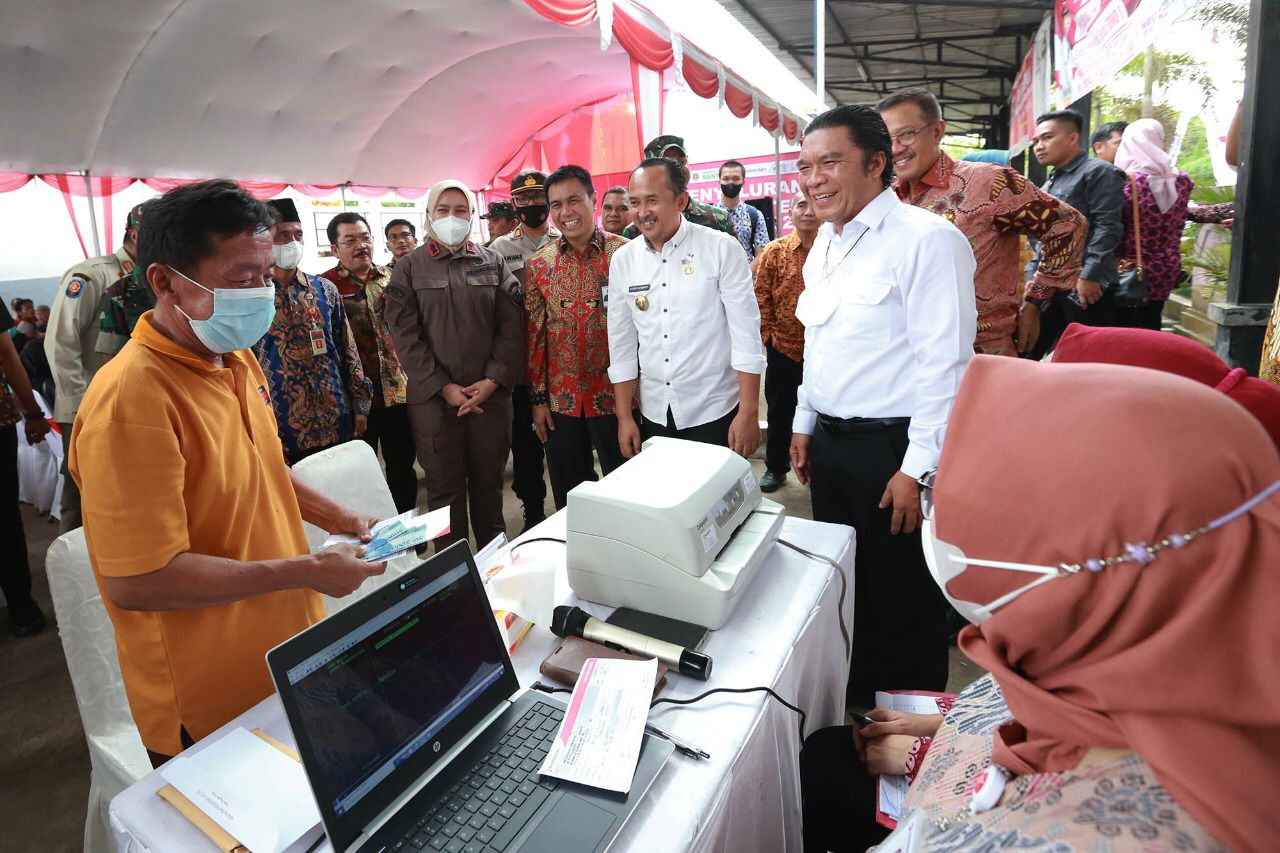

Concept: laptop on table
[[267, 541, 673, 853]]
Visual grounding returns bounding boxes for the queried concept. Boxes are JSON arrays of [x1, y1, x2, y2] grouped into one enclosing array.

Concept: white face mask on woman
[[918, 471, 1280, 626], [432, 215, 471, 248]]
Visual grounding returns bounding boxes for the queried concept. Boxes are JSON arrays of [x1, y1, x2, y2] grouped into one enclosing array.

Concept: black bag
[[1115, 174, 1148, 308]]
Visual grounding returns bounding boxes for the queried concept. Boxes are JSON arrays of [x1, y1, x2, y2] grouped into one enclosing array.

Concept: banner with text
[[1054, 0, 1197, 108], [1009, 16, 1053, 155], [687, 152, 802, 236]]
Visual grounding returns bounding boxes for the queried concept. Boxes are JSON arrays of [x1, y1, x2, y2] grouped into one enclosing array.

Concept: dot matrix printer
[[565, 437, 786, 629]]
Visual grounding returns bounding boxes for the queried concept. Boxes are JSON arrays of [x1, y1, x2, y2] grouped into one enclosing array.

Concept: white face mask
[[922, 519, 1061, 625], [432, 215, 471, 247], [271, 240, 304, 269], [921, 478, 1280, 626]]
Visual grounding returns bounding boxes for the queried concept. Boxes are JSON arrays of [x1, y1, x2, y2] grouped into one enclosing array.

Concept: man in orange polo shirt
[[69, 181, 387, 766]]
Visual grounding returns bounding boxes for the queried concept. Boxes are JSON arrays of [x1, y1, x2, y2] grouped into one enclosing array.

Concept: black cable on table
[[777, 537, 851, 655], [650, 686, 808, 744], [511, 536, 568, 549], [533, 682, 809, 744]]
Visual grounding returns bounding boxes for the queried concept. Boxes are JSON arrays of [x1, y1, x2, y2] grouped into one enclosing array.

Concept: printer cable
[[531, 681, 809, 745], [775, 538, 851, 656], [511, 536, 569, 549]]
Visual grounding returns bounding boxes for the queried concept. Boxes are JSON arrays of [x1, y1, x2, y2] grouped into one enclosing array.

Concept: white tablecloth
[[109, 513, 855, 853]]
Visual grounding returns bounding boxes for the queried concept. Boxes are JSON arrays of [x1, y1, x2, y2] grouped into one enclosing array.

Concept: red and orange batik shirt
[[525, 229, 628, 417], [896, 151, 1087, 356]]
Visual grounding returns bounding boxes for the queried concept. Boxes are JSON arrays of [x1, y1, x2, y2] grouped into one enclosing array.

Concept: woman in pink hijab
[[799, 356, 1280, 852], [1113, 118, 1228, 330]]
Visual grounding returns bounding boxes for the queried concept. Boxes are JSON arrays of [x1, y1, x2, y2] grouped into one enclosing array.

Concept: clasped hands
[[443, 379, 499, 416]]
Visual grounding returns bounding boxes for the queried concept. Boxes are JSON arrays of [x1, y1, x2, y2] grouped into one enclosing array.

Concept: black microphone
[[551, 606, 713, 681]]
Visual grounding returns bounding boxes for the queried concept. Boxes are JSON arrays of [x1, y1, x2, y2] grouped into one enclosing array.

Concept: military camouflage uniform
[[622, 198, 732, 239], [96, 265, 156, 355]]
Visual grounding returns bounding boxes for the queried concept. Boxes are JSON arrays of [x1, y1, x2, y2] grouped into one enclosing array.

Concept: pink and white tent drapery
[[0, 174, 429, 260], [523, 0, 803, 149]]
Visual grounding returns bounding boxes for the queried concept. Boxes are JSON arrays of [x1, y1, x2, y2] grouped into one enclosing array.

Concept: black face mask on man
[[515, 204, 550, 229], [720, 183, 743, 199]]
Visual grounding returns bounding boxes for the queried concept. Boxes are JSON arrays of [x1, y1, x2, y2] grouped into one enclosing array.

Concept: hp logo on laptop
[[433, 741, 442, 753]]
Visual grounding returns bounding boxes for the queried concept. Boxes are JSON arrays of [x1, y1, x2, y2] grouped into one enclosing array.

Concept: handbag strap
[[1128, 173, 1143, 269]]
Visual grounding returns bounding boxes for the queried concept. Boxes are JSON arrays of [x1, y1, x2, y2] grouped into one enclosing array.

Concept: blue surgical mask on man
[[170, 267, 276, 353]]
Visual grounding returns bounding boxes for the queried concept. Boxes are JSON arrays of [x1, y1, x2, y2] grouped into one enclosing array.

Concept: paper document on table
[[875, 691, 949, 827], [539, 657, 657, 793], [160, 726, 320, 853], [322, 506, 451, 562]]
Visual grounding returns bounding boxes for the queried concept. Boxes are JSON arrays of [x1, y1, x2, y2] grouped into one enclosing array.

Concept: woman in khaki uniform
[[384, 180, 524, 549]]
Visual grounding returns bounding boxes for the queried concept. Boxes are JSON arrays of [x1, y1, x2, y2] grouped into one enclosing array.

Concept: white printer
[[565, 437, 785, 629]]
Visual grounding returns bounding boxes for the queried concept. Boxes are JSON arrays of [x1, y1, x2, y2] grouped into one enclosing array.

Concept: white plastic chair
[[291, 440, 421, 613], [44, 528, 151, 853]]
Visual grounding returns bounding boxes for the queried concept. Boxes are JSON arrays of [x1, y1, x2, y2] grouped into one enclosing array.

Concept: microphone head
[[550, 605, 590, 638]]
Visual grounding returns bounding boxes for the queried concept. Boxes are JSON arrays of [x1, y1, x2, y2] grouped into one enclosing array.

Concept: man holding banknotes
[[68, 181, 386, 767]]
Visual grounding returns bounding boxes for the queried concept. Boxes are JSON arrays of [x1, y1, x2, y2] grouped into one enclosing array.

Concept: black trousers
[[1, 425, 36, 611], [544, 412, 626, 509], [1028, 288, 1116, 359], [764, 345, 803, 475], [362, 404, 419, 514], [641, 406, 736, 447], [57, 421, 81, 533], [800, 725, 889, 853], [1114, 299, 1165, 331], [810, 419, 950, 706], [510, 385, 547, 513]]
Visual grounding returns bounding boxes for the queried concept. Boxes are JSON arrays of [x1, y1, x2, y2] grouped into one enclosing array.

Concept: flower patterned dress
[[898, 675, 1228, 851]]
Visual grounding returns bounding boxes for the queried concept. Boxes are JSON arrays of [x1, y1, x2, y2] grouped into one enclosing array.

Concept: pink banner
[[686, 152, 801, 236]]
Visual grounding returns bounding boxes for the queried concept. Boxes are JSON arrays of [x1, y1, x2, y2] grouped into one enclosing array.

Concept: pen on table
[[645, 723, 710, 760]]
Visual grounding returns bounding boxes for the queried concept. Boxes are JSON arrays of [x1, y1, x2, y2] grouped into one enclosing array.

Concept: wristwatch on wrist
[[23, 410, 43, 420], [1024, 296, 1050, 311]]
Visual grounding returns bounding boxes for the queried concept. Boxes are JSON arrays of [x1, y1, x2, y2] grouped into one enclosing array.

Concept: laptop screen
[[282, 561, 508, 817]]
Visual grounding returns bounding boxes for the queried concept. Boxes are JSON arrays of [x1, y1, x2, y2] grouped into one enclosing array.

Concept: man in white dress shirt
[[607, 158, 766, 458], [790, 105, 977, 706]]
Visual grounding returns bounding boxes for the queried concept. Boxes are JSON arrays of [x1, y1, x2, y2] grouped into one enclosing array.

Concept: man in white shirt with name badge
[[608, 158, 766, 457], [790, 105, 977, 706]]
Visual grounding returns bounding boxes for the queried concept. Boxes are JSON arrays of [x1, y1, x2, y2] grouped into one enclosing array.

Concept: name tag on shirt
[[628, 284, 650, 293], [309, 329, 327, 356], [794, 288, 839, 327]]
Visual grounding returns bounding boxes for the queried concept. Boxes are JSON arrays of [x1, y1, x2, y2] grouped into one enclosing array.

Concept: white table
[[110, 513, 855, 852]]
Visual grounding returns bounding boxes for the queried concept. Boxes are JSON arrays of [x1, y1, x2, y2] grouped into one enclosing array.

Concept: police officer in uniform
[[622, 135, 733, 239], [482, 200, 518, 246], [490, 171, 557, 530], [46, 208, 141, 532]]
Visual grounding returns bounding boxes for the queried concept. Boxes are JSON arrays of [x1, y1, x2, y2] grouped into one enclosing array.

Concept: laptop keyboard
[[393, 704, 564, 853]]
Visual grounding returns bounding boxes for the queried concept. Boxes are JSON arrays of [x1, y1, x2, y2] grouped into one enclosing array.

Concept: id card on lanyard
[[302, 285, 327, 355]]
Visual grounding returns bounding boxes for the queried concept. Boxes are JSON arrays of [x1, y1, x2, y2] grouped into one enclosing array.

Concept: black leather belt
[[815, 414, 911, 435]]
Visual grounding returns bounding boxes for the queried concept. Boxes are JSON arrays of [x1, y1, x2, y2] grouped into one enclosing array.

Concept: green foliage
[[1182, 243, 1232, 292], [1190, 184, 1234, 206], [1193, 1, 1250, 48], [1178, 117, 1215, 188], [1092, 48, 1226, 198]]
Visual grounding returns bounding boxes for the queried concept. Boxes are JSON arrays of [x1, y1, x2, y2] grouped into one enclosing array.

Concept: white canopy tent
[[0, 0, 809, 189]]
